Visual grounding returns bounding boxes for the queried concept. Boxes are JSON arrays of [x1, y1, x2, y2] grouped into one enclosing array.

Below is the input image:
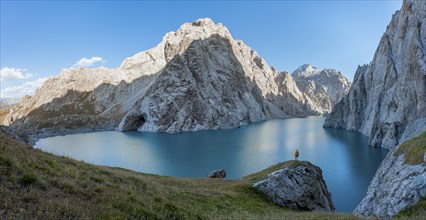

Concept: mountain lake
[[35, 116, 388, 213]]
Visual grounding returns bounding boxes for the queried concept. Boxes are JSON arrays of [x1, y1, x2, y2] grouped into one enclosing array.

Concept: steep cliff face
[[322, 0, 426, 217], [126, 36, 277, 132], [353, 132, 426, 218], [324, 0, 426, 149], [272, 71, 315, 117], [292, 64, 351, 114]]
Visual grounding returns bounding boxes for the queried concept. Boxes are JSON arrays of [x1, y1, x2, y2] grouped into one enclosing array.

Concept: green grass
[[0, 131, 359, 219], [396, 131, 426, 165], [394, 198, 426, 219]]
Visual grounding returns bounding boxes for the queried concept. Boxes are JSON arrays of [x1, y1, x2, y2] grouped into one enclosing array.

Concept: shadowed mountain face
[[324, 0, 426, 149], [3, 18, 349, 140], [129, 35, 274, 133]]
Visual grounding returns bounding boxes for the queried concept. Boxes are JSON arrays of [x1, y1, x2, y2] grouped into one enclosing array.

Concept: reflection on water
[[35, 116, 388, 213]]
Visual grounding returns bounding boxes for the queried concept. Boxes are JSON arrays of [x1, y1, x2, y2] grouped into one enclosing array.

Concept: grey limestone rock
[[208, 169, 226, 178], [292, 64, 351, 114], [253, 161, 335, 212], [354, 137, 426, 218], [324, 0, 426, 150]]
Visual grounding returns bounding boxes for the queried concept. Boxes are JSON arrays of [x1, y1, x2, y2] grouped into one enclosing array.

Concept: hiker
[[294, 149, 299, 160]]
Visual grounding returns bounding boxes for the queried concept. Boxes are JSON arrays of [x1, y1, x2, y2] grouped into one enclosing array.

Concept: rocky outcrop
[[354, 132, 426, 218], [324, 0, 426, 149], [292, 64, 351, 114], [253, 161, 335, 212], [208, 169, 226, 178]]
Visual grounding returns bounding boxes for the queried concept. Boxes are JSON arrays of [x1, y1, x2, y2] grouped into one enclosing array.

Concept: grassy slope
[[393, 131, 426, 219], [395, 198, 426, 219], [396, 131, 426, 165], [0, 131, 357, 219]]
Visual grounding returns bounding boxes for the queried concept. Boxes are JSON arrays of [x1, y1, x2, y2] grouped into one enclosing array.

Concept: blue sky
[[1, 0, 402, 98]]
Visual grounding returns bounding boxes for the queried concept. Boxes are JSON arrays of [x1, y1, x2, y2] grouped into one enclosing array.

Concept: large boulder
[[208, 169, 226, 178], [253, 161, 335, 212]]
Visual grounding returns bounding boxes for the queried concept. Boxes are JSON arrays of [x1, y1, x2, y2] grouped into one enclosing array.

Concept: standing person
[[294, 149, 299, 160]]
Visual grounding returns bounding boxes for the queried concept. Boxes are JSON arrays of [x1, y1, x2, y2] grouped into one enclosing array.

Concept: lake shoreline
[[34, 117, 388, 212]]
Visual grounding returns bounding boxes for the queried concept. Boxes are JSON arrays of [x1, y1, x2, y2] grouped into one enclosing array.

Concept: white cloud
[[73, 56, 105, 67], [1, 77, 50, 98], [0, 67, 33, 82]]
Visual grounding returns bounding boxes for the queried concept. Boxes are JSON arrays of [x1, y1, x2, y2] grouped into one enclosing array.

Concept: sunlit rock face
[[3, 18, 349, 139], [324, 0, 426, 150], [292, 64, 351, 114]]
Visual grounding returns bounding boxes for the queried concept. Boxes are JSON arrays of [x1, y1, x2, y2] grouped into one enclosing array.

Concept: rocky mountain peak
[[191, 17, 215, 26], [120, 18, 232, 71], [292, 64, 321, 77], [163, 18, 232, 43], [320, 68, 341, 77], [291, 64, 351, 113]]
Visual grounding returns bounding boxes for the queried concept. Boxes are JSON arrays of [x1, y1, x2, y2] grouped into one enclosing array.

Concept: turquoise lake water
[[35, 116, 388, 213]]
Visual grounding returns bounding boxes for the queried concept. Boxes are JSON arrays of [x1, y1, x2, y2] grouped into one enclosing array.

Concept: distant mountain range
[[1, 18, 349, 139], [0, 98, 20, 107]]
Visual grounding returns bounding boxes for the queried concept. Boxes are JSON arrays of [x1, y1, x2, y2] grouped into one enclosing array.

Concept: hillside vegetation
[[0, 131, 357, 219], [396, 131, 426, 165]]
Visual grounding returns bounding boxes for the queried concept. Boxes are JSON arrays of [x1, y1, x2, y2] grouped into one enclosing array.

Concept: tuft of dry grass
[[396, 131, 426, 165]]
